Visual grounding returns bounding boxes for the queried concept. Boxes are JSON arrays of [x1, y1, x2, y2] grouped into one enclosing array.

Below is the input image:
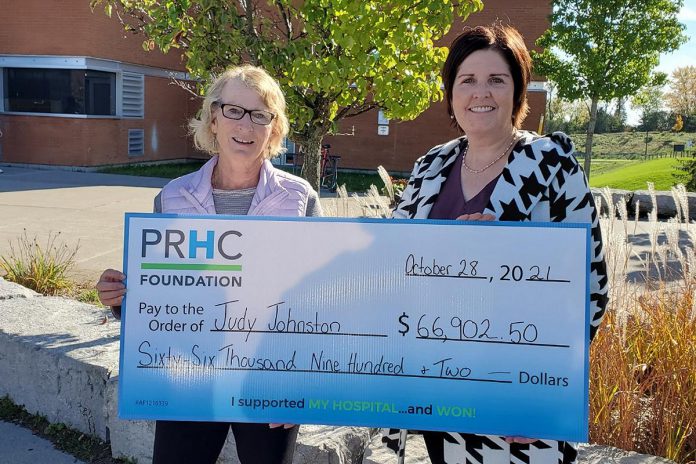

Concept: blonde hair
[[189, 65, 289, 159]]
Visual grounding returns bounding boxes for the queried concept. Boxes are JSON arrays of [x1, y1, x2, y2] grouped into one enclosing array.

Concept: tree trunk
[[300, 133, 323, 194], [584, 97, 599, 179]]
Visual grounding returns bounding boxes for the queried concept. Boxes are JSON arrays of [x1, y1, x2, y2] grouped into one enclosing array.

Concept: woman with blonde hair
[[97, 64, 320, 463]]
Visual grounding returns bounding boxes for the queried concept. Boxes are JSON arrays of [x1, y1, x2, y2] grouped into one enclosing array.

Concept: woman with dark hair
[[384, 25, 609, 464]]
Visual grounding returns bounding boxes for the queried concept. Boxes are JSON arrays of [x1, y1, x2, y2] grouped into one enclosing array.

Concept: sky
[[626, 0, 696, 124]]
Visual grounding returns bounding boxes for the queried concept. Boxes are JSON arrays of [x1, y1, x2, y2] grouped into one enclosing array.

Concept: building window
[[272, 138, 297, 165], [2, 68, 116, 116]]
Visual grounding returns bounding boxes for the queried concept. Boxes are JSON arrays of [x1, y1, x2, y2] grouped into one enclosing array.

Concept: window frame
[[2, 68, 117, 117], [0, 55, 190, 120]]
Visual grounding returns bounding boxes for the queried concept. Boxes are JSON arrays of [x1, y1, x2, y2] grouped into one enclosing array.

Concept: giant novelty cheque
[[119, 214, 591, 442]]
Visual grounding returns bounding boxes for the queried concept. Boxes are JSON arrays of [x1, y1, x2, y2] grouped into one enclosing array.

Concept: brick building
[[0, 0, 549, 173], [0, 0, 198, 167]]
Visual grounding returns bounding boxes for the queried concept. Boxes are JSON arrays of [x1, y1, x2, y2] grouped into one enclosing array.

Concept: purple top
[[428, 149, 501, 220]]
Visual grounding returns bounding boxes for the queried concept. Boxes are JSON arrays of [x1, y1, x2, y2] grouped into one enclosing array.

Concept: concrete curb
[[0, 292, 117, 441], [0, 281, 373, 463], [590, 187, 696, 220]]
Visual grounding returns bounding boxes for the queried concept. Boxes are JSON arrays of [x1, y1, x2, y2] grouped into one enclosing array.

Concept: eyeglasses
[[216, 103, 275, 126]]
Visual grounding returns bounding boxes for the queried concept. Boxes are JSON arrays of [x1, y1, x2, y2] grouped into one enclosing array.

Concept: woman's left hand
[[456, 213, 495, 221], [504, 436, 538, 444], [269, 423, 296, 429]]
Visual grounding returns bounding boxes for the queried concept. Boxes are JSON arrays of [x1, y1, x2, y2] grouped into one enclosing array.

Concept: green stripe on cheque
[[141, 263, 242, 271]]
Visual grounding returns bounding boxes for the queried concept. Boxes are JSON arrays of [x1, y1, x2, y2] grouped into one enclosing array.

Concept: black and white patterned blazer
[[385, 131, 609, 464]]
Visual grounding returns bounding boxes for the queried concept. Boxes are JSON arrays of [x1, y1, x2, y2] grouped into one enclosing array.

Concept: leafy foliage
[[594, 106, 626, 133], [632, 81, 665, 121], [91, 0, 483, 189], [638, 111, 673, 132], [532, 0, 686, 177], [665, 65, 696, 116], [677, 158, 696, 191]]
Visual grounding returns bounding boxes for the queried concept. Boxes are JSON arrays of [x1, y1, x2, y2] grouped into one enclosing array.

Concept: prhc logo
[[141, 228, 243, 261]]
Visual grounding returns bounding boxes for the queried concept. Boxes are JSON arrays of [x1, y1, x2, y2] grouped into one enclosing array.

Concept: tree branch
[[274, 0, 292, 40], [344, 103, 378, 118]]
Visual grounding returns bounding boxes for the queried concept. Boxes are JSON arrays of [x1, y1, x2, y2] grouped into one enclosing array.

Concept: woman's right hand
[[456, 213, 496, 221], [96, 269, 126, 306]]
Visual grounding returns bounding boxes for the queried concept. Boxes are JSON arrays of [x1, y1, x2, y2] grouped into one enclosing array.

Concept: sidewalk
[[0, 165, 367, 284], [0, 165, 166, 283], [0, 421, 86, 464]]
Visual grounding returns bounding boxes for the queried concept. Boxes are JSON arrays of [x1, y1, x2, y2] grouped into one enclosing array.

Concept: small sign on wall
[[377, 125, 389, 136], [378, 110, 390, 125]]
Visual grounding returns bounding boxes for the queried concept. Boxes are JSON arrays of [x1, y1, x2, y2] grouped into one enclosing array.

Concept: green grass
[[68, 284, 104, 307], [99, 132, 696, 192], [0, 396, 131, 463], [588, 158, 641, 176], [100, 162, 397, 192], [589, 157, 689, 191], [336, 172, 396, 191], [101, 161, 205, 179], [100, 156, 684, 192], [573, 131, 695, 158]]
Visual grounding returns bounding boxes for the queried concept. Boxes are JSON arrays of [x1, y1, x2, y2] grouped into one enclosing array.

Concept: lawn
[[589, 157, 689, 191], [101, 161, 206, 179], [102, 158, 691, 192], [572, 131, 695, 158], [100, 131, 696, 193], [101, 162, 394, 192], [587, 158, 640, 176]]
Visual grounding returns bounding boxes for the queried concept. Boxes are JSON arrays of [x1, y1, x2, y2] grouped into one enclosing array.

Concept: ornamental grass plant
[[591, 184, 695, 463], [0, 230, 79, 295]]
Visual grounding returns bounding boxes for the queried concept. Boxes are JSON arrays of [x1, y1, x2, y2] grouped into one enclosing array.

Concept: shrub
[[591, 186, 696, 462], [675, 159, 696, 191], [75, 287, 104, 306], [0, 231, 79, 295], [590, 285, 696, 462]]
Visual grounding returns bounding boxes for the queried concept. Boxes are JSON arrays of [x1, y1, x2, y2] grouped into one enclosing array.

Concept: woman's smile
[[469, 105, 496, 113], [231, 136, 254, 145]]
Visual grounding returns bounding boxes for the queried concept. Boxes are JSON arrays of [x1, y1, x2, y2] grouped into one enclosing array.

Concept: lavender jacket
[[111, 155, 317, 319], [159, 155, 314, 216]]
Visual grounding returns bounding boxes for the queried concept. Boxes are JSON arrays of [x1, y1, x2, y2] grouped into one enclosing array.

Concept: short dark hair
[[442, 25, 531, 129]]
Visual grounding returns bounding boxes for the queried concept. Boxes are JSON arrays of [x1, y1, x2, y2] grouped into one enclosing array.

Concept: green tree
[[91, 0, 482, 190], [594, 105, 624, 133], [665, 65, 696, 116], [532, 0, 686, 178], [631, 80, 665, 128]]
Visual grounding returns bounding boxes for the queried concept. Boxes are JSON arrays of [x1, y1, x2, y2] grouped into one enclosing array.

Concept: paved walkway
[[0, 421, 85, 464], [0, 166, 167, 283], [0, 165, 370, 284]]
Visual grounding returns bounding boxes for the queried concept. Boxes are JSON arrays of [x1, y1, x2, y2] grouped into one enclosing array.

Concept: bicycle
[[319, 144, 340, 192]]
